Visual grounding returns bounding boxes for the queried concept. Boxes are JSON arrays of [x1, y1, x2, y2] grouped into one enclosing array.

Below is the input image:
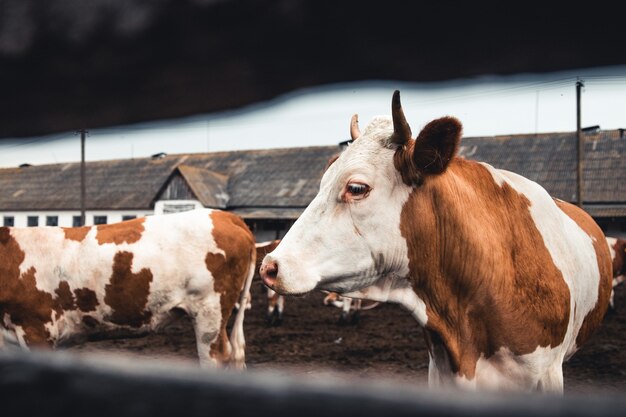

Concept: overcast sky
[[1, 65, 624, 168]]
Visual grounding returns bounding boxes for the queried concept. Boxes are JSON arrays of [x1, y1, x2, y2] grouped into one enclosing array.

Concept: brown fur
[[554, 200, 612, 347], [0, 228, 62, 346], [103, 251, 153, 328], [55, 281, 75, 311], [96, 217, 145, 245], [205, 211, 255, 361], [400, 159, 571, 379], [63, 227, 90, 242], [74, 288, 99, 312]]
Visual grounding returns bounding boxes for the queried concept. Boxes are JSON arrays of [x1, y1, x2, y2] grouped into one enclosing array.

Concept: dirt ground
[[65, 278, 626, 396]]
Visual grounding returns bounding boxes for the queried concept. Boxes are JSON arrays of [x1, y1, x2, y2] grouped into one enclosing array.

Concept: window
[[27, 216, 39, 227], [3, 216, 14, 227], [122, 215, 137, 221], [162, 203, 196, 214], [93, 216, 107, 225], [72, 216, 83, 227], [46, 216, 58, 226]]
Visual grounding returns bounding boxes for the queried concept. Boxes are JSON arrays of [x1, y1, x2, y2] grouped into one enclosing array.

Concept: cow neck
[[399, 158, 571, 380]]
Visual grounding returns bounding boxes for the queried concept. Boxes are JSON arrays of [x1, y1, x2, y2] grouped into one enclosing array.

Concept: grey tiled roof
[[459, 130, 626, 204], [0, 146, 341, 212], [0, 130, 623, 217]]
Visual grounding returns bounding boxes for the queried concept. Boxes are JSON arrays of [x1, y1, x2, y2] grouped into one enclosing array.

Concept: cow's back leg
[[189, 296, 227, 368], [350, 299, 362, 324], [338, 297, 352, 325], [228, 257, 255, 369], [536, 363, 564, 393]]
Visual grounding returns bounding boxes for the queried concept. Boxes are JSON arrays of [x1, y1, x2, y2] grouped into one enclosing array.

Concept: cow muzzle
[[260, 260, 278, 289]]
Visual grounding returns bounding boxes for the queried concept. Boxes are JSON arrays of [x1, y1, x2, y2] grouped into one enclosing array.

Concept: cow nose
[[260, 261, 278, 288]]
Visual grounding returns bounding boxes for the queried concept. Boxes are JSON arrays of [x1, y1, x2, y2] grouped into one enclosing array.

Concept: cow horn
[[390, 90, 412, 145], [350, 114, 360, 140]]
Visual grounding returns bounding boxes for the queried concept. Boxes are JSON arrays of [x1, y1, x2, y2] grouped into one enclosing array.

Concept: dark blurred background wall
[[1, 0, 624, 138]]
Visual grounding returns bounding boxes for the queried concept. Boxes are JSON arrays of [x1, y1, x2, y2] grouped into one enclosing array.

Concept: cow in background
[[261, 91, 612, 393], [607, 237, 626, 310], [256, 240, 284, 326], [0, 209, 256, 369], [323, 292, 380, 324]]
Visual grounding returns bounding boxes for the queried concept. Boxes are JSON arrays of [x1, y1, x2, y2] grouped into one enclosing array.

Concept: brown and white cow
[[256, 240, 284, 326], [0, 209, 256, 368], [260, 91, 612, 393], [607, 237, 626, 309]]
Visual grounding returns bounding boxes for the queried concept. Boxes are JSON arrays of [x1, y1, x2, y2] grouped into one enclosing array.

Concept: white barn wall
[[1, 210, 152, 227]]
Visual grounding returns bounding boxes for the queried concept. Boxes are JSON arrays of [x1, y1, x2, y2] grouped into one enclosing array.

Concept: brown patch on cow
[[394, 117, 462, 186], [0, 228, 59, 346], [55, 281, 76, 310], [399, 159, 571, 379], [554, 200, 612, 347], [63, 227, 90, 242], [205, 211, 255, 361], [96, 217, 145, 245], [104, 251, 153, 328], [74, 288, 99, 312]]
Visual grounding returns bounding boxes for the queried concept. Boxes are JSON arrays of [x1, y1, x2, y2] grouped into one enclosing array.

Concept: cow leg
[[275, 295, 285, 325], [608, 289, 616, 313], [338, 297, 351, 325], [189, 297, 225, 368], [350, 299, 362, 324], [228, 258, 256, 369], [536, 364, 564, 393], [266, 289, 278, 326]]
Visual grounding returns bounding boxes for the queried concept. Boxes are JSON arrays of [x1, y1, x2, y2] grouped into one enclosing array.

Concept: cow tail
[[229, 246, 256, 369]]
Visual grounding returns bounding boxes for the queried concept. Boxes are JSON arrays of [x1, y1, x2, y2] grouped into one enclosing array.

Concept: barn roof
[[0, 129, 624, 218], [0, 146, 341, 215], [459, 129, 626, 205]]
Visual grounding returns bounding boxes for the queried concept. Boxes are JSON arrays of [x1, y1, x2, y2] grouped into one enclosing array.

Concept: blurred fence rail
[[0, 350, 624, 417]]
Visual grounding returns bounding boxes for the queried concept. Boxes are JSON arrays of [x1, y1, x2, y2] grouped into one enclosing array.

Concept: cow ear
[[412, 117, 462, 175]]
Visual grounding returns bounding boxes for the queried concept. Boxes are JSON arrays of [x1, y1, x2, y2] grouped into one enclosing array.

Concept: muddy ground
[[66, 278, 626, 396]]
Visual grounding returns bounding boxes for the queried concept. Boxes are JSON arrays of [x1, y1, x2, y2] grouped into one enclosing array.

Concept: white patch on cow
[[343, 273, 428, 326], [607, 237, 616, 261], [480, 162, 602, 360], [452, 346, 563, 392], [1, 314, 22, 349], [266, 117, 414, 296]]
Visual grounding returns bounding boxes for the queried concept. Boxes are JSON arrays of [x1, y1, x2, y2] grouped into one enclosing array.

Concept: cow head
[[260, 91, 462, 295]]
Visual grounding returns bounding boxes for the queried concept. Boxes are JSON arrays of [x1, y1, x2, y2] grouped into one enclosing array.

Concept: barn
[[0, 128, 624, 240], [0, 146, 339, 242]]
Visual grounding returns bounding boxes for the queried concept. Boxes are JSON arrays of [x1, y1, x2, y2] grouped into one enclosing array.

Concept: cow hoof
[[266, 310, 283, 327], [350, 311, 361, 325], [338, 313, 349, 326]]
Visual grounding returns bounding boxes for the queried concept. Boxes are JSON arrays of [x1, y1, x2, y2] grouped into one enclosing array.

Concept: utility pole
[[576, 80, 584, 208], [80, 128, 86, 226]]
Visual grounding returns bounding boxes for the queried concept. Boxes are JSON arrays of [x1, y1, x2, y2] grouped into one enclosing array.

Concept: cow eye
[[345, 182, 371, 200]]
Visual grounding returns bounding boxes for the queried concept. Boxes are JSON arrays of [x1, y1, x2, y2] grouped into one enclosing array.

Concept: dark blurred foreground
[[1, 0, 625, 138], [1, 349, 625, 417]]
